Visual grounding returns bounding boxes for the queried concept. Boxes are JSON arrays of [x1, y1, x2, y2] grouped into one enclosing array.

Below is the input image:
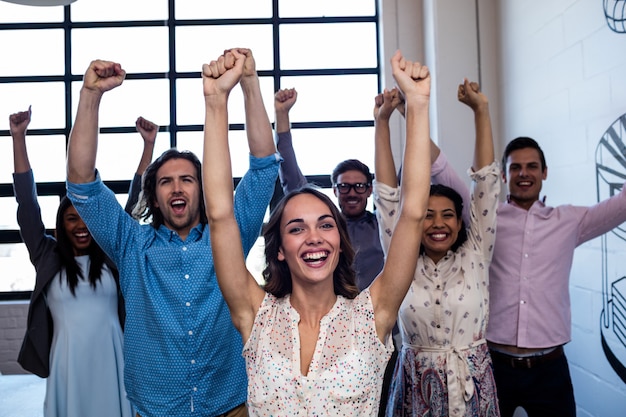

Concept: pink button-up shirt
[[432, 153, 626, 348]]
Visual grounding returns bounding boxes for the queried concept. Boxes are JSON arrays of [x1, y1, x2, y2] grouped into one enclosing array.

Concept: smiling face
[[63, 205, 92, 256], [153, 158, 201, 240], [333, 169, 372, 219], [422, 195, 462, 263], [277, 193, 342, 288], [505, 147, 547, 210]]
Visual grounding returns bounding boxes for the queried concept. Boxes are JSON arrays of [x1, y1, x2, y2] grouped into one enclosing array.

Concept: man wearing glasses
[[273, 88, 383, 291]]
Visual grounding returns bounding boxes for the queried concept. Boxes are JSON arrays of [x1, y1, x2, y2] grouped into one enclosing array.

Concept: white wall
[[382, 0, 626, 415], [498, 1, 626, 415]]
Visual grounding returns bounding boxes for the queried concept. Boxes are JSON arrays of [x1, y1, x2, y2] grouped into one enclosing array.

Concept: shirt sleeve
[[372, 180, 401, 257], [275, 131, 308, 194], [124, 172, 143, 215], [577, 180, 626, 245], [465, 162, 501, 262], [432, 151, 472, 226], [66, 171, 137, 265], [234, 153, 281, 255]]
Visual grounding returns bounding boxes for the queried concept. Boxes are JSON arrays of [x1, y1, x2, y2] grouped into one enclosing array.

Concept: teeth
[[303, 251, 328, 261], [172, 199, 185, 206], [430, 233, 447, 239], [75, 232, 89, 237], [518, 181, 531, 186]]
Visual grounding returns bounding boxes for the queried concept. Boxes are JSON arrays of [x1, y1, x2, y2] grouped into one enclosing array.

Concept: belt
[[489, 346, 564, 369]]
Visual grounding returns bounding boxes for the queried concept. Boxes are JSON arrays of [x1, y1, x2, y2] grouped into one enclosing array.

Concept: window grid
[[0, 1, 381, 296]]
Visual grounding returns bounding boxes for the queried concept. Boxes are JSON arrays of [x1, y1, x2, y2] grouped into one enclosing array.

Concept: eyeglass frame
[[333, 182, 372, 194]]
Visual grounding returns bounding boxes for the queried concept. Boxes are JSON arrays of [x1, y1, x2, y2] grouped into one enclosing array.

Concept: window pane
[[288, 127, 375, 177], [175, 25, 273, 73], [72, 27, 169, 74], [96, 132, 171, 181], [0, 195, 60, 231], [0, 29, 64, 76], [0, 82, 66, 130], [21, 135, 67, 183], [0, 244, 34, 291], [176, 130, 251, 178], [278, 0, 375, 17], [279, 75, 378, 122], [72, 79, 170, 128], [71, 0, 168, 22], [175, 0, 272, 19], [0, 2, 63, 23], [280, 23, 377, 70], [175, 77, 273, 127]]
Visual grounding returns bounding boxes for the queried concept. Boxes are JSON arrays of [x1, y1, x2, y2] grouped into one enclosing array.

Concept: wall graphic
[[596, 113, 626, 384], [604, 0, 626, 33]]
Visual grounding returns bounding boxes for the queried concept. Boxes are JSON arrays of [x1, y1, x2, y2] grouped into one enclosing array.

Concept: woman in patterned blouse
[[376, 80, 501, 417], [201, 48, 432, 417]]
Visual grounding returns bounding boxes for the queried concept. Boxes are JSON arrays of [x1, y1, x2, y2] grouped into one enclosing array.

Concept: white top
[[243, 289, 393, 417]]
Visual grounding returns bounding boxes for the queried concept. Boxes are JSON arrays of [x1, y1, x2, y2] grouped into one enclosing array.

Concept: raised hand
[[202, 49, 245, 98], [82, 60, 126, 95], [373, 87, 402, 122], [135, 116, 158, 145], [275, 88, 297, 114], [390, 50, 430, 102], [9, 106, 32, 138], [457, 78, 488, 110]]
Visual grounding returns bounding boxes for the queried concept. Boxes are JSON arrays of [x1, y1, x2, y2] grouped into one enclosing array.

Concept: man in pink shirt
[[433, 136, 626, 416]]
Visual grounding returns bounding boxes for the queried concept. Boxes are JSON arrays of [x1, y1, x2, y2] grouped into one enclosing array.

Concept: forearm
[[276, 131, 307, 193], [374, 119, 397, 186], [203, 95, 235, 222], [241, 76, 275, 158], [136, 141, 155, 176], [275, 108, 290, 134], [67, 88, 102, 183], [472, 103, 495, 170]]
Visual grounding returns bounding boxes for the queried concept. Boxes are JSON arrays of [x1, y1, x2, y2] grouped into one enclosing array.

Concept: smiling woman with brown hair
[[202, 48, 432, 416]]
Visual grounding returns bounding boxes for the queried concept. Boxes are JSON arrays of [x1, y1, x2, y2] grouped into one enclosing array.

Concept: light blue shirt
[[67, 153, 280, 417]]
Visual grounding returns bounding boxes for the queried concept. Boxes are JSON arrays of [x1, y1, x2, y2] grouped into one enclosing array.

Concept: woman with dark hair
[[10, 107, 133, 417], [202, 49, 431, 416], [375, 81, 501, 417]]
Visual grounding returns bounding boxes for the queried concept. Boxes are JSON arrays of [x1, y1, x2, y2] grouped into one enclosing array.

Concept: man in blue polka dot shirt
[[66, 49, 280, 417]]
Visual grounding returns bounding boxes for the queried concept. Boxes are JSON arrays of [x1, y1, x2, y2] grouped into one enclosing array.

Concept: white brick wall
[[0, 301, 30, 375]]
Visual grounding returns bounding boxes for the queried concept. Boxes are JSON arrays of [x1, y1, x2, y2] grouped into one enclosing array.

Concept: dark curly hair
[[55, 196, 112, 295], [262, 187, 359, 299], [133, 148, 207, 227], [423, 184, 468, 255]]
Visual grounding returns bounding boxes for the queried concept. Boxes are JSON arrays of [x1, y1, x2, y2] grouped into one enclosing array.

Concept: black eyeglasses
[[334, 182, 371, 194]]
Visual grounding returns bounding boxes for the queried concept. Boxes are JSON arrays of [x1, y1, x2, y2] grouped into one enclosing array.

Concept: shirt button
[[520, 300, 526, 304], [436, 324, 441, 328], [191, 359, 196, 364], [185, 274, 190, 280], [182, 246, 187, 251], [193, 387, 197, 392], [435, 300, 440, 305], [186, 302, 191, 307], [188, 330, 193, 335], [524, 253, 528, 258]]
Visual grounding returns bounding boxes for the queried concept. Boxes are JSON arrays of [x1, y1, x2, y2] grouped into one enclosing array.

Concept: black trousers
[[491, 350, 576, 417]]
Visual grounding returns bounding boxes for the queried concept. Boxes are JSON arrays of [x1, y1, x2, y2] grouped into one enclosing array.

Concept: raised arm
[[370, 51, 431, 341], [134, 116, 157, 176], [10, 106, 32, 174], [202, 50, 266, 344], [373, 88, 401, 187], [125, 116, 158, 215], [457, 78, 494, 171], [237, 48, 275, 158], [67, 60, 126, 184], [274, 88, 307, 193]]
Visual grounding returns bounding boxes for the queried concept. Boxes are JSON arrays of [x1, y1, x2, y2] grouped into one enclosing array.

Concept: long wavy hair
[[262, 187, 358, 299], [55, 196, 110, 296], [133, 149, 208, 227], [422, 184, 468, 255]]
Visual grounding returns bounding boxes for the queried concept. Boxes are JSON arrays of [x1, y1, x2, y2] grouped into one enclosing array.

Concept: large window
[[0, 0, 381, 295]]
